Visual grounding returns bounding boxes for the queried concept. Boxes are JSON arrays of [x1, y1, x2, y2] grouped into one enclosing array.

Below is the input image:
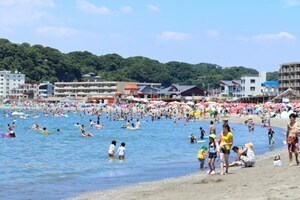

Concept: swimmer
[[41, 127, 49, 135]]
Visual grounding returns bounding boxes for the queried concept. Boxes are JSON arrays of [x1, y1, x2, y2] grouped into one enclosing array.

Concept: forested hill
[[0, 38, 278, 87]]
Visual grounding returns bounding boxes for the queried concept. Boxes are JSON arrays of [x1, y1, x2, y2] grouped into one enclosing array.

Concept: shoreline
[[73, 115, 300, 200]]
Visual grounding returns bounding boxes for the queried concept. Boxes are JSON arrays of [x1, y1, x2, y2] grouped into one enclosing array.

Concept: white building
[[240, 71, 266, 97], [0, 70, 25, 98], [38, 82, 54, 98]]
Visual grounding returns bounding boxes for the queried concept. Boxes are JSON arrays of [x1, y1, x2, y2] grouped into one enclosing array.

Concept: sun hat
[[245, 142, 253, 149], [201, 146, 208, 150], [209, 134, 216, 139]]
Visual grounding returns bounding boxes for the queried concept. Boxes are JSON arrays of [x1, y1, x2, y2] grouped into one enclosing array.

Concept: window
[[250, 87, 255, 91], [250, 79, 255, 83]]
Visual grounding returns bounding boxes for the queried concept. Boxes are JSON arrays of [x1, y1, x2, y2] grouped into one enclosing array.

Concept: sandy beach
[[72, 115, 300, 200]]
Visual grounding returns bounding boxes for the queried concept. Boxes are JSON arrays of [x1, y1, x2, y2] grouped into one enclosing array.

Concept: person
[[219, 123, 233, 175], [117, 142, 126, 160], [209, 121, 216, 135], [135, 119, 141, 129], [81, 124, 92, 137], [8, 127, 16, 138], [207, 134, 219, 175], [188, 134, 197, 143], [12, 120, 17, 127], [229, 146, 246, 167], [41, 127, 49, 135], [286, 113, 300, 166], [199, 127, 206, 140], [108, 140, 117, 157], [268, 127, 275, 146], [240, 142, 256, 167], [197, 146, 207, 170], [247, 118, 255, 132]]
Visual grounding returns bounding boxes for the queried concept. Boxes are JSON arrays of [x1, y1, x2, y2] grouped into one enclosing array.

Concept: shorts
[[220, 148, 230, 154], [208, 152, 217, 158]]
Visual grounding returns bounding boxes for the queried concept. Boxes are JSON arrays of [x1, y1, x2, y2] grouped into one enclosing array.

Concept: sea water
[[0, 110, 286, 200]]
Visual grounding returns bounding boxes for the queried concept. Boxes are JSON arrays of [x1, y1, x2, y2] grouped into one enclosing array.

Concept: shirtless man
[[286, 113, 300, 166]]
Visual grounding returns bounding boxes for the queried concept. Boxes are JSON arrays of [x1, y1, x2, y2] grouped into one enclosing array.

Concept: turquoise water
[[0, 110, 285, 200]]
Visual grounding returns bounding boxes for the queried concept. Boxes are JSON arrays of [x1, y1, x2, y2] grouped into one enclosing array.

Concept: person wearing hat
[[240, 142, 256, 167], [197, 146, 208, 170], [207, 134, 219, 175]]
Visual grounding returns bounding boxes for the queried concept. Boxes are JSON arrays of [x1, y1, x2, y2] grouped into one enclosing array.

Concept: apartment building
[[38, 82, 54, 98], [0, 70, 25, 98], [240, 71, 266, 97], [54, 81, 161, 100], [10, 83, 38, 99], [219, 80, 242, 97], [278, 62, 300, 95]]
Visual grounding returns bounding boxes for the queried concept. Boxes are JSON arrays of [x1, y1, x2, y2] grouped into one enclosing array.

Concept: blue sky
[[0, 0, 299, 72]]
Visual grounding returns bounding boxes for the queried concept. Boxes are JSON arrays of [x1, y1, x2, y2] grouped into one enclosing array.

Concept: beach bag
[[273, 155, 282, 167]]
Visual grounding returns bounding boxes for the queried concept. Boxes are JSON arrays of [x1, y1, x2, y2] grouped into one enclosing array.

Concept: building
[[261, 81, 279, 97], [54, 81, 161, 104], [137, 86, 160, 99], [157, 84, 206, 101], [81, 72, 101, 82], [240, 71, 266, 97], [38, 82, 54, 98], [0, 70, 25, 98], [10, 83, 38, 99], [278, 62, 300, 96], [219, 80, 242, 97]]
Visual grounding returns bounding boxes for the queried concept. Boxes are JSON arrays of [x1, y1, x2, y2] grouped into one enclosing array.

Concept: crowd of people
[[2, 100, 300, 175]]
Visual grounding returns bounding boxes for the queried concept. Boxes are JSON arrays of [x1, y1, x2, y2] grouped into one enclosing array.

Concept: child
[[117, 142, 126, 160], [41, 127, 49, 135], [108, 140, 117, 157], [199, 127, 206, 140], [197, 146, 207, 170], [189, 134, 197, 143], [207, 134, 219, 174], [268, 127, 275, 146]]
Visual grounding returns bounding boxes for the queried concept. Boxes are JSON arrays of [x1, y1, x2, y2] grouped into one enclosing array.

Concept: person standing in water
[[108, 140, 117, 158], [209, 121, 216, 135], [268, 127, 275, 146], [117, 142, 126, 160]]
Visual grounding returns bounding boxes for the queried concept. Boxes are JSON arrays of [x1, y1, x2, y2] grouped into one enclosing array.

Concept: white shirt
[[108, 144, 115, 154], [117, 146, 126, 156]]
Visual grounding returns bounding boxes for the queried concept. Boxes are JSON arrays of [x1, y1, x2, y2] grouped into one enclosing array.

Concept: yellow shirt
[[42, 130, 49, 135], [197, 149, 206, 159], [221, 132, 233, 150]]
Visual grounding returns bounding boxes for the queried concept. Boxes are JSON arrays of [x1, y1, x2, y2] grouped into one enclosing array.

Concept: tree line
[[0, 38, 278, 88]]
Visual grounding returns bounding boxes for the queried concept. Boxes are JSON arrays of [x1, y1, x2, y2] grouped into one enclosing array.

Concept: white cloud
[[0, 0, 55, 7], [253, 32, 297, 41], [205, 29, 219, 37], [35, 26, 79, 37], [157, 31, 189, 41], [76, 0, 112, 14], [148, 4, 159, 12], [239, 32, 297, 41], [281, 0, 300, 7], [121, 6, 132, 13]]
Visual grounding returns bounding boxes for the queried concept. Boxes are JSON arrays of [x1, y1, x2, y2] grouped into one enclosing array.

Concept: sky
[[0, 0, 300, 72]]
